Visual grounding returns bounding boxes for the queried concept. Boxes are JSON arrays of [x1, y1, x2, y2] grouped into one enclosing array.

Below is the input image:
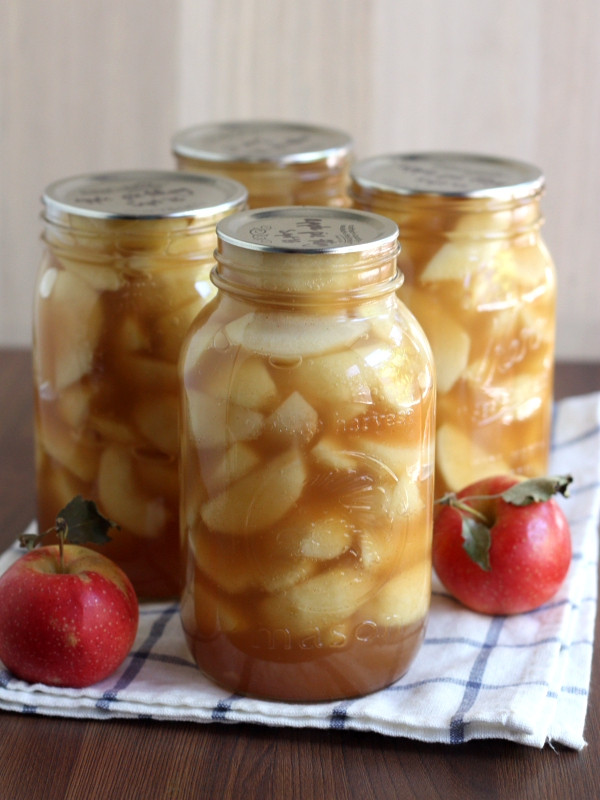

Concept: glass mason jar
[[350, 153, 556, 498], [172, 120, 353, 208], [33, 170, 247, 600], [179, 206, 436, 702]]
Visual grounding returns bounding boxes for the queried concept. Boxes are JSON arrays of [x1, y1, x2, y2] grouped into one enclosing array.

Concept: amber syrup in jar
[[179, 206, 436, 701], [350, 153, 556, 497], [172, 120, 353, 208], [34, 170, 247, 599]]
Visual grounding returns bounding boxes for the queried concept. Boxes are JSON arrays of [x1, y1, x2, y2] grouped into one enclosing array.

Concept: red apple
[[432, 474, 572, 615], [0, 544, 139, 687]]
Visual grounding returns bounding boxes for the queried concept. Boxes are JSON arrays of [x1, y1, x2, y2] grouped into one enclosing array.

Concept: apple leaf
[[501, 474, 573, 506], [461, 516, 492, 572], [19, 496, 118, 551], [55, 495, 118, 545]]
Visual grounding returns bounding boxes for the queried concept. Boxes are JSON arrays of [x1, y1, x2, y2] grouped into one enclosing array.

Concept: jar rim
[[172, 120, 353, 166], [216, 206, 399, 255], [42, 170, 248, 222], [350, 152, 545, 200]]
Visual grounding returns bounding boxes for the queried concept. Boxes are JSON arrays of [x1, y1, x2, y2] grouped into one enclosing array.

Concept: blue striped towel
[[0, 392, 598, 749]]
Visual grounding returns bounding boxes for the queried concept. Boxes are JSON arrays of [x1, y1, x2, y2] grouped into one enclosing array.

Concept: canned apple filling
[[172, 120, 353, 208], [179, 207, 435, 701], [350, 153, 556, 496], [33, 171, 247, 599]]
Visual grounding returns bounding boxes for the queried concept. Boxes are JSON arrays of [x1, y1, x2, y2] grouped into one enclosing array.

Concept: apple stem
[[55, 518, 68, 573], [437, 494, 489, 523]]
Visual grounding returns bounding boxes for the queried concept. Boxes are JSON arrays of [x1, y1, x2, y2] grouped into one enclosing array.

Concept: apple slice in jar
[[362, 561, 431, 628], [224, 311, 370, 358], [117, 315, 152, 354], [382, 473, 427, 521], [191, 528, 317, 595], [185, 390, 265, 449], [56, 383, 93, 429], [57, 253, 125, 293], [97, 445, 168, 538], [359, 499, 429, 574], [264, 391, 319, 446], [200, 448, 307, 535], [39, 418, 100, 483], [268, 513, 354, 561], [293, 350, 372, 406], [436, 423, 511, 493], [310, 435, 358, 471], [181, 573, 245, 639], [353, 439, 422, 482], [38, 269, 103, 391], [152, 297, 208, 363], [400, 287, 470, 394], [259, 563, 377, 637], [419, 212, 507, 285], [207, 356, 280, 412], [352, 341, 423, 408], [201, 441, 262, 495]]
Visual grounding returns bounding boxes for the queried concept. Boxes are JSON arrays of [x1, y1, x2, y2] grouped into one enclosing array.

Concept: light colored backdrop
[[2, 0, 598, 360]]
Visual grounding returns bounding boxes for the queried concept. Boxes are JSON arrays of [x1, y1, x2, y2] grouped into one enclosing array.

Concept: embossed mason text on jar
[[179, 206, 436, 702], [350, 153, 556, 497], [33, 170, 247, 600], [172, 120, 353, 208]]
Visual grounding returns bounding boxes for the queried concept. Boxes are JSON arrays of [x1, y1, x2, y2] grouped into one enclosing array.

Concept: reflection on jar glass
[[172, 120, 353, 208], [350, 153, 556, 497], [179, 206, 436, 702], [33, 170, 247, 600]]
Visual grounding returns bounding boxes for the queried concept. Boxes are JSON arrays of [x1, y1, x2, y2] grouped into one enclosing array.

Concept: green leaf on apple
[[55, 495, 118, 546], [500, 474, 573, 506], [19, 496, 118, 551], [461, 516, 492, 571]]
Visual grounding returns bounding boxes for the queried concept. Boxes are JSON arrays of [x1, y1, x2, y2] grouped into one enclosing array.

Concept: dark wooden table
[[1, 349, 599, 800]]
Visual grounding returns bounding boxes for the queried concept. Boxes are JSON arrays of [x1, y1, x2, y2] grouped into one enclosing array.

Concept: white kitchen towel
[[0, 392, 598, 749]]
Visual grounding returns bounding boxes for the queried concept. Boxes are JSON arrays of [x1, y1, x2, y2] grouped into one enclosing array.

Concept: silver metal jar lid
[[351, 152, 545, 200], [42, 170, 248, 221], [172, 121, 353, 166], [216, 206, 399, 254]]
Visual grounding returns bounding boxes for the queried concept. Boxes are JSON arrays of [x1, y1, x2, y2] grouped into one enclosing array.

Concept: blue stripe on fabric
[[560, 685, 589, 697], [424, 635, 563, 649], [449, 616, 505, 744], [551, 424, 600, 452], [330, 704, 350, 729], [388, 675, 552, 693], [211, 699, 233, 720], [95, 603, 178, 712], [569, 480, 600, 497], [141, 652, 197, 669]]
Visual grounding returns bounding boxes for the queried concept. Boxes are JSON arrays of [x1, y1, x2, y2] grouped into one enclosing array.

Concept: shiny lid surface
[[351, 152, 545, 199], [42, 170, 248, 221], [216, 206, 398, 254], [172, 121, 353, 165]]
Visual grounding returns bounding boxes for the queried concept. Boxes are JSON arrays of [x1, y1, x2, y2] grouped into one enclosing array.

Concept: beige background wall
[[1, 0, 598, 359]]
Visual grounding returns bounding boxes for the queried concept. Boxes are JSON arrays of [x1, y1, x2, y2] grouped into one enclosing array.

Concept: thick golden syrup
[[34, 241, 215, 599], [179, 292, 435, 700]]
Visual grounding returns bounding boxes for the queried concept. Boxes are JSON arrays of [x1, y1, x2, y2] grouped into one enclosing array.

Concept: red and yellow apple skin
[[432, 475, 572, 615], [0, 544, 139, 688]]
